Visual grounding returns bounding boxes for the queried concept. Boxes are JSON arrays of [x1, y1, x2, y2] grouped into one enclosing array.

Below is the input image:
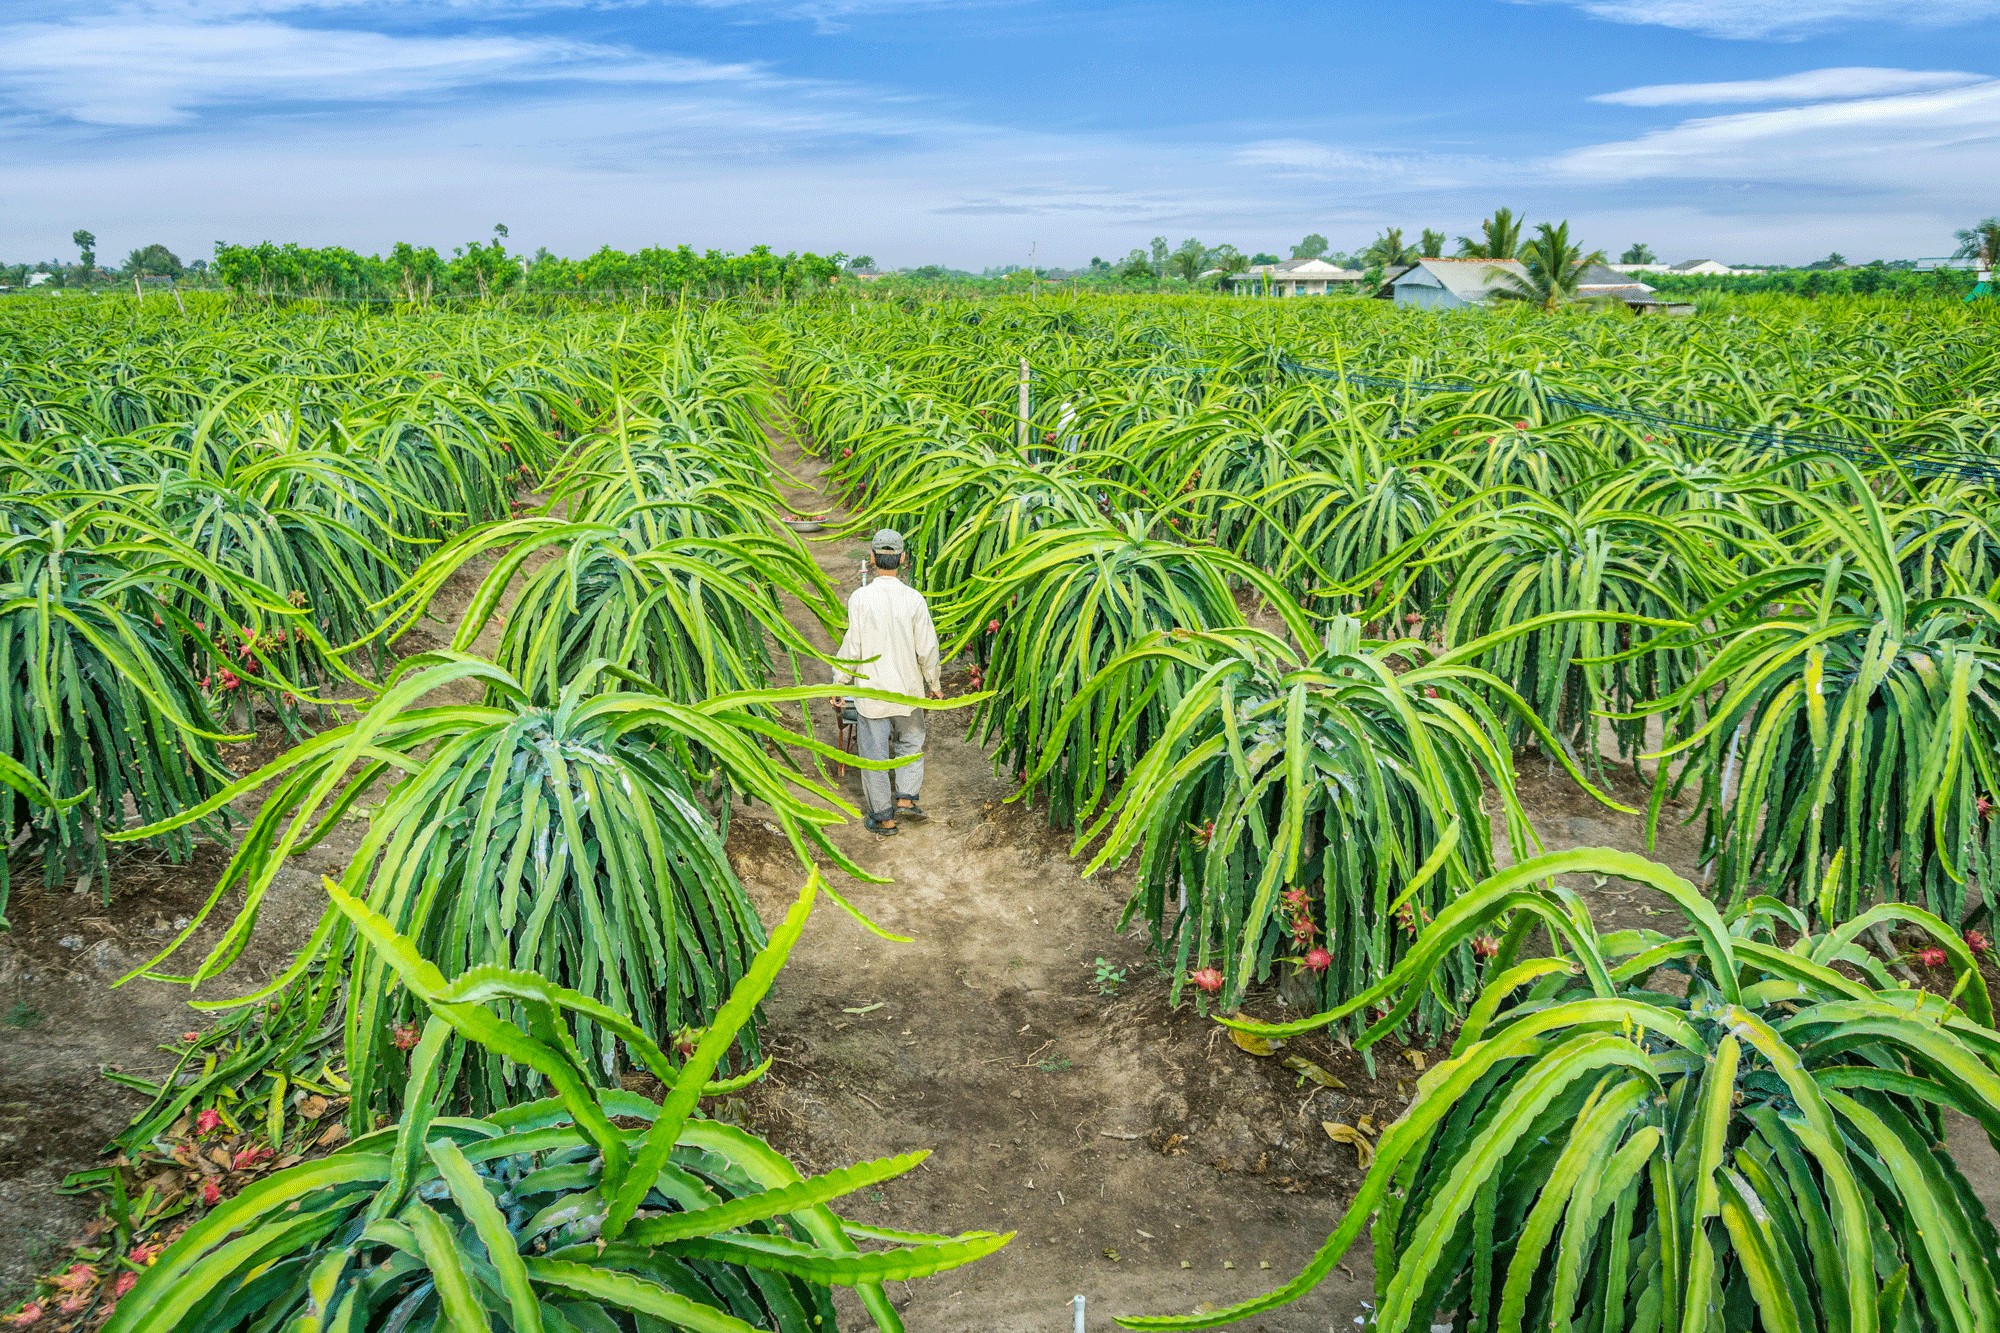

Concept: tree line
[[9, 225, 847, 300], [20, 212, 1994, 302], [1054, 211, 1563, 291], [1074, 209, 1997, 304], [213, 228, 845, 300]]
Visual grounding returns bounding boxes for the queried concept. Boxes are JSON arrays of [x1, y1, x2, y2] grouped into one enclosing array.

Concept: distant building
[[1575, 264, 1695, 316], [1391, 258, 1530, 309], [25, 272, 50, 286], [1612, 260, 1764, 276], [1225, 258, 1370, 296], [1577, 263, 1655, 301]]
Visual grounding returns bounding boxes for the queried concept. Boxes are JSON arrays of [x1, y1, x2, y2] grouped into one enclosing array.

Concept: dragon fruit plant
[[100, 874, 1009, 1333]]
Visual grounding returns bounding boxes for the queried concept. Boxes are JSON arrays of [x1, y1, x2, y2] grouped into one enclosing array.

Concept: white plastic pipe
[[1018, 357, 1031, 451], [1073, 1294, 1085, 1331]]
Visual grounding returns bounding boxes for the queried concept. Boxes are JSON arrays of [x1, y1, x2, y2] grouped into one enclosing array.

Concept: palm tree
[[1418, 228, 1447, 258], [1169, 237, 1209, 282], [1955, 217, 2000, 270], [1484, 220, 1605, 311], [1455, 207, 1523, 260], [1207, 243, 1249, 277], [1620, 242, 1658, 264], [1361, 227, 1417, 269]]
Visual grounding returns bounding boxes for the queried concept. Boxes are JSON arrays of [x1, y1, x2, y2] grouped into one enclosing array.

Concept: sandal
[[895, 798, 928, 821], [863, 812, 899, 836]]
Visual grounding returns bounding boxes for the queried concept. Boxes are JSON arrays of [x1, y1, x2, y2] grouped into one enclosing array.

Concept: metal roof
[[1393, 258, 1529, 300], [1578, 263, 1652, 290]]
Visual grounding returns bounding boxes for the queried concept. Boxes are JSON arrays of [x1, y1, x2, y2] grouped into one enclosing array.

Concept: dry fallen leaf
[[1406, 1051, 1427, 1072], [1323, 1121, 1376, 1169], [1227, 1027, 1284, 1057], [1282, 1054, 1346, 1089]]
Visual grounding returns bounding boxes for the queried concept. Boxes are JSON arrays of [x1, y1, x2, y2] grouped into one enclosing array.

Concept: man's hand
[[928, 689, 944, 700]]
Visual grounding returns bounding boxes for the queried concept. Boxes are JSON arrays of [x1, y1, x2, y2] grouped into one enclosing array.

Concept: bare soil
[[1, 435, 1996, 1333], [0, 551, 513, 1301]]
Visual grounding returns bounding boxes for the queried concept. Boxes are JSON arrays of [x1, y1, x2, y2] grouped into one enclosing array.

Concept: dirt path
[[732, 435, 1383, 1331]]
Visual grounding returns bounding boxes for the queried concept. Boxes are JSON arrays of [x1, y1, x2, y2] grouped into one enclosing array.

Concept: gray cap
[[870, 528, 906, 554]]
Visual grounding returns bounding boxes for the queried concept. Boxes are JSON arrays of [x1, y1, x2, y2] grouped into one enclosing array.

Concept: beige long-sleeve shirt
[[832, 576, 941, 719]]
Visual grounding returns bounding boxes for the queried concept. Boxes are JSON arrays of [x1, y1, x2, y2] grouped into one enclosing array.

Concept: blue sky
[[3, 0, 1998, 268]]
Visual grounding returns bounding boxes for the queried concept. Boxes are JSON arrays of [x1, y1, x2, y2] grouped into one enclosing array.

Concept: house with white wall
[[1225, 258, 1370, 296], [1390, 258, 1529, 309]]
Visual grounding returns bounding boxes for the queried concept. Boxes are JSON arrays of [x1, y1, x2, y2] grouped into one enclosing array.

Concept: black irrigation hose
[[1079, 357, 2000, 483]]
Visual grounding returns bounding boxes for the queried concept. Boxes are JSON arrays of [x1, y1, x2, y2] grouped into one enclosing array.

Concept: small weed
[[1038, 1054, 1072, 1073], [869, 1190, 885, 1203], [1093, 958, 1126, 996], [5, 1003, 42, 1029], [1006, 955, 1026, 971], [0, 1229, 60, 1310]]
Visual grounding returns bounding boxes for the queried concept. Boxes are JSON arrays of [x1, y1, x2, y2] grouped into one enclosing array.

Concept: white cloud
[[0, 91, 1292, 266], [1231, 139, 1496, 192], [671, 0, 993, 20], [40, 0, 622, 19], [1, 1, 1992, 271], [82, 0, 991, 31], [1593, 67, 1988, 105], [0, 18, 770, 125], [3, 68, 1985, 271], [1533, 0, 2000, 40], [1235, 140, 1385, 173], [1557, 78, 2000, 186]]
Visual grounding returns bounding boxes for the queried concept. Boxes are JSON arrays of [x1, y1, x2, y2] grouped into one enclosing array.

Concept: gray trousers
[[857, 712, 925, 817]]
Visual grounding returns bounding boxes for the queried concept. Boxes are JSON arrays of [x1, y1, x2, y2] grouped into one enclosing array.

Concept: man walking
[[832, 529, 941, 836]]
